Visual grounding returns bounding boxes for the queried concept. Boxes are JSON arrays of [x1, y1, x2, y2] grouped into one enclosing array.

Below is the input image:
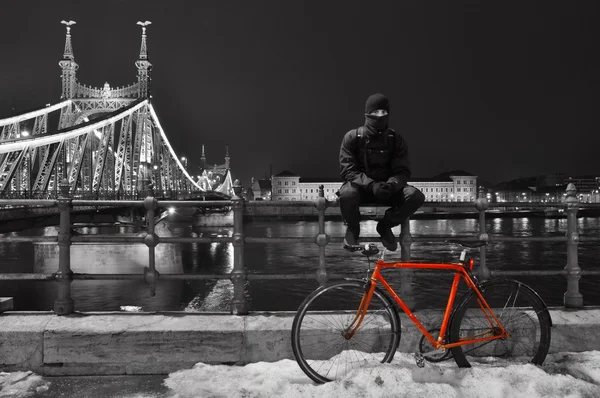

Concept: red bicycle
[[291, 241, 552, 383]]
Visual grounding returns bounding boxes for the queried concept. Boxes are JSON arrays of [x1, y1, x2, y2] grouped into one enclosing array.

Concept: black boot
[[376, 220, 398, 251], [343, 225, 360, 251]]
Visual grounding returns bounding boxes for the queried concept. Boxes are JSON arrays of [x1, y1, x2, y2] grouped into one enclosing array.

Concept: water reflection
[[184, 240, 234, 312], [1, 218, 600, 311]]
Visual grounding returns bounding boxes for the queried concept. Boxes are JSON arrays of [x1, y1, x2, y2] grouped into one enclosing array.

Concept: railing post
[[54, 179, 74, 315], [230, 179, 248, 315], [143, 196, 160, 297], [315, 185, 330, 285], [399, 218, 411, 261], [399, 218, 415, 309], [564, 183, 583, 308], [475, 186, 490, 279]]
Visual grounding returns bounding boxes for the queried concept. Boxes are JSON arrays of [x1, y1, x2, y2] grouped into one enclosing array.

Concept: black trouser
[[339, 182, 425, 230]]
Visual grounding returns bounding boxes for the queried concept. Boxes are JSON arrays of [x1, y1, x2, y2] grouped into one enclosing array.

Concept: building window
[[311, 189, 313, 193], [464, 180, 467, 184], [292, 181, 296, 185], [285, 189, 289, 193], [285, 181, 288, 186], [278, 181, 281, 186], [292, 189, 296, 193], [278, 189, 282, 193]]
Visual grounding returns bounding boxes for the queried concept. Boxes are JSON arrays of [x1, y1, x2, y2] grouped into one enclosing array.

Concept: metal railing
[[0, 181, 598, 314]]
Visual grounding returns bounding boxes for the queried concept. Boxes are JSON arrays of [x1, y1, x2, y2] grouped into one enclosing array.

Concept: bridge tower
[[55, 20, 159, 195]]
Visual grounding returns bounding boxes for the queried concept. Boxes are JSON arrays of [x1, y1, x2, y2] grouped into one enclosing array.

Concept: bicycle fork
[[343, 280, 377, 339]]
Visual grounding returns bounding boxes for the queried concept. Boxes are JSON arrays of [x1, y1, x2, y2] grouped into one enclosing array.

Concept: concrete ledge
[[0, 307, 599, 376], [0, 297, 13, 313]]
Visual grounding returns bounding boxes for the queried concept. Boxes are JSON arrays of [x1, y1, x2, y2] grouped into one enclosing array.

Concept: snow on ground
[[2, 352, 600, 397]]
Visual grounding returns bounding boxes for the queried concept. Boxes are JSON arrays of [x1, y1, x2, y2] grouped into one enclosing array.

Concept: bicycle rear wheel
[[291, 280, 400, 384], [449, 279, 551, 368]]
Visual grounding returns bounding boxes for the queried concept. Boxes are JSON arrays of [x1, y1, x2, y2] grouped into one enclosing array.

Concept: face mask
[[365, 114, 389, 133]]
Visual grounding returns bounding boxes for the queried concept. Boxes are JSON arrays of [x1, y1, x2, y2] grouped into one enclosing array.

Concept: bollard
[[230, 179, 249, 315], [399, 218, 411, 261], [143, 196, 160, 297], [54, 179, 74, 315], [315, 185, 330, 285], [564, 183, 583, 307], [475, 186, 490, 279]]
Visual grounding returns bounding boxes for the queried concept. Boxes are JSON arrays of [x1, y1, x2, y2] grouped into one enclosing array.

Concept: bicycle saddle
[[343, 243, 380, 256]]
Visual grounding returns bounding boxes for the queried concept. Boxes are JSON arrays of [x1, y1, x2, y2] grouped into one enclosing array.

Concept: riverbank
[[0, 307, 599, 376]]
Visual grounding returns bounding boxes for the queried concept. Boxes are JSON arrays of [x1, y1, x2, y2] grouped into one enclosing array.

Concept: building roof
[[300, 177, 343, 183], [251, 178, 272, 190], [274, 170, 299, 177], [434, 170, 477, 179], [565, 175, 600, 180], [409, 177, 437, 182]]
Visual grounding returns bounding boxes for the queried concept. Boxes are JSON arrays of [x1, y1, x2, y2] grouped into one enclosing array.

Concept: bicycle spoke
[[292, 281, 399, 383], [450, 279, 551, 368]]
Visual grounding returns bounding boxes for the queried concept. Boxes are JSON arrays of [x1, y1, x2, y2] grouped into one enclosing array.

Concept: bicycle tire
[[291, 280, 401, 384], [449, 278, 552, 368]]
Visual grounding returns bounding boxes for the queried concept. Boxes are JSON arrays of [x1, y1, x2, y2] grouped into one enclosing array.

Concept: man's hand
[[372, 182, 392, 201]]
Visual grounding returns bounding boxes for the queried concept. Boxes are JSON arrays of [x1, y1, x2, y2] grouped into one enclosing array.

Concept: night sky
[[0, 1, 598, 187]]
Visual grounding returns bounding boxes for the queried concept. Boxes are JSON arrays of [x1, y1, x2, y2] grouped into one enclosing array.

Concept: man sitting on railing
[[338, 93, 425, 251]]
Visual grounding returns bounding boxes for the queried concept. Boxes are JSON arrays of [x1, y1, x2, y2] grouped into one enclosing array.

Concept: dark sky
[[0, 1, 598, 186]]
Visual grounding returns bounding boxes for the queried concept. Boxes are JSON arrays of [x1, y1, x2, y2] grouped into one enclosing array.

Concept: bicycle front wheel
[[449, 279, 552, 368], [291, 280, 400, 384]]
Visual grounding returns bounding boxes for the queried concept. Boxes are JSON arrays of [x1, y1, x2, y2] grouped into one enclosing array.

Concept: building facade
[[410, 170, 477, 202], [269, 170, 478, 202]]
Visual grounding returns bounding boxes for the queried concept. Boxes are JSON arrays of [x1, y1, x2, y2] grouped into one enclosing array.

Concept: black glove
[[372, 182, 392, 201]]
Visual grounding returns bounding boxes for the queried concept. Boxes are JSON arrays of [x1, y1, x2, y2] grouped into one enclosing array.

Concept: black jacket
[[339, 126, 411, 191]]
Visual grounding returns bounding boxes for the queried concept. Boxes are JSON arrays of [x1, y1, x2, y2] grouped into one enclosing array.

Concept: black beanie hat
[[365, 93, 390, 114]]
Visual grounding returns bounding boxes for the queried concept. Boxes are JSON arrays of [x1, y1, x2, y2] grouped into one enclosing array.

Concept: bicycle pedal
[[413, 353, 425, 368]]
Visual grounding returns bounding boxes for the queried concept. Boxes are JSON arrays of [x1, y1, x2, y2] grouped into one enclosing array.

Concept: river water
[[1, 217, 600, 312]]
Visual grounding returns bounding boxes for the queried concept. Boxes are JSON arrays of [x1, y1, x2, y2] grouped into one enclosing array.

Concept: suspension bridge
[[0, 20, 234, 201]]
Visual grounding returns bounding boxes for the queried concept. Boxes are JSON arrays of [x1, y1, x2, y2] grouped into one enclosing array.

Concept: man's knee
[[339, 182, 361, 203], [405, 185, 425, 206]]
